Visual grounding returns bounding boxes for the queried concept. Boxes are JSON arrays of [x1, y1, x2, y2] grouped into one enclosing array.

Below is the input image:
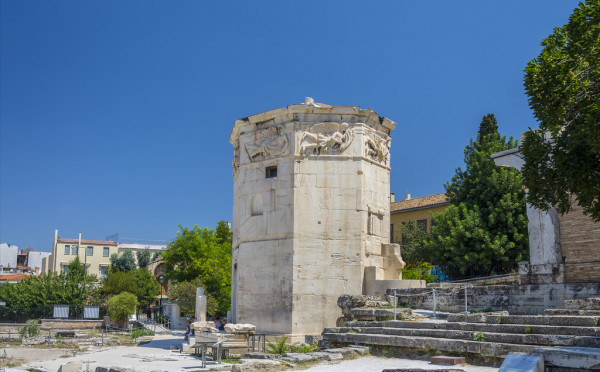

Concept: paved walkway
[[15, 336, 229, 372], [9, 335, 499, 372]]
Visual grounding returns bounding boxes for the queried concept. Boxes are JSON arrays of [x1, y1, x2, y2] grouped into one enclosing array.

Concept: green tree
[[522, 0, 600, 221], [102, 268, 160, 308], [0, 257, 100, 320], [398, 220, 431, 265], [162, 221, 232, 316], [110, 251, 136, 272], [215, 220, 232, 245], [167, 279, 218, 317], [133, 268, 161, 308], [136, 249, 152, 268], [424, 114, 529, 278], [107, 292, 138, 324]]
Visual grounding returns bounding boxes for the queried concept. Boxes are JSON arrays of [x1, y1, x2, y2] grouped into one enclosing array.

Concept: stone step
[[322, 332, 535, 358], [544, 309, 600, 316], [327, 326, 600, 348], [532, 346, 600, 370], [447, 313, 600, 327], [343, 320, 600, 337]]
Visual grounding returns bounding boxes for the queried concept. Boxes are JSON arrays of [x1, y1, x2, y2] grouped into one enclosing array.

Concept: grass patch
[[472, 332, 486, 342]]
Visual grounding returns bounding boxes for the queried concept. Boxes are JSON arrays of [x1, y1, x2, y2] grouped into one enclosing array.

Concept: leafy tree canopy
[[0, 257, 99, 310], [107, 291, 138, 323], [522, 0, 600, 221], [162, 221, 232, 316], [102, 268, 160, 308], [110, 250, 136, 272], [136, 249, 152, 268], [423, 114, 529, 279], [167, 279, 218, 317]]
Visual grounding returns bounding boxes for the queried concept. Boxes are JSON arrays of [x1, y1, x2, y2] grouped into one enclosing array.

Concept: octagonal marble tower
[[229, 98, 403, 335]]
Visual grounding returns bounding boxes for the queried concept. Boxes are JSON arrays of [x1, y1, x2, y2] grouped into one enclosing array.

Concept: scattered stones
[[243, 352, 281, 360], [282, 351, 345, 362], [305, 334, 323, 345], [338, 295, 382, 317], [430, 355, 467, 365], [224, 323, 256, 334], [192, 321, 219, 333], [232, 359, 282, 372], [21, 336, 46, 345], [347, 345, 370, 355], [282, 352, 319, 363], [322, 347, 358, 357], [95, 367, 137, 372]]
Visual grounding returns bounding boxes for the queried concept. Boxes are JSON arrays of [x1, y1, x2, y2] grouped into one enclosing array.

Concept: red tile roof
[[57, 238, 117, 246], [0, 273, 29, 282], [391, 193, 449, 213]]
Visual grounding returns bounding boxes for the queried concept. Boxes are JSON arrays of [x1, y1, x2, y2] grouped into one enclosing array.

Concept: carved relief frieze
[[245, 126, 289, 162], [232, 139, 240, 176], [364, 131, 391, 165], [298, 122, 354, 156]]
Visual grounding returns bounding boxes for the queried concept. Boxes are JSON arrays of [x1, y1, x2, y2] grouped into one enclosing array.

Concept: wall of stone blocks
[[390, 283, 600, 314], [558, 202, 600, 282]]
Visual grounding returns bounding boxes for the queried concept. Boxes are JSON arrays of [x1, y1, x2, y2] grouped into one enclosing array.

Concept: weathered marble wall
[[230, 98, 400, 335]]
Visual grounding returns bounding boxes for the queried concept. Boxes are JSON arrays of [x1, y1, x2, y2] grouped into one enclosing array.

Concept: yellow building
[[390, 193, 449, 243], [47, 230, 165, 279]]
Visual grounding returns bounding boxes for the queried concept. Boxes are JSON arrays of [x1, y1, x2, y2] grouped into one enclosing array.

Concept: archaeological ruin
[[229, 98, 423, 336]]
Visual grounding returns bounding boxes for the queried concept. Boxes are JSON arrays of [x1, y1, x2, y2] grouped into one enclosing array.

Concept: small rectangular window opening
[[266, 166, 277, 178]]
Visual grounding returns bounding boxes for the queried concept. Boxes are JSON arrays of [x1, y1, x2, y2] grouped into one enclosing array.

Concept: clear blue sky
[[0, 1, 578, 252]]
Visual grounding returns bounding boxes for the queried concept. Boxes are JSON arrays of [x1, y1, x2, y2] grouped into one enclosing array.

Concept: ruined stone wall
[[558, 202, 600, 283], [390, 283, 600, 314]]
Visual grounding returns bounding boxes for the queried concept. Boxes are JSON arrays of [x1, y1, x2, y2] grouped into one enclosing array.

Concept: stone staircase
[[322, 312, 600, 358]]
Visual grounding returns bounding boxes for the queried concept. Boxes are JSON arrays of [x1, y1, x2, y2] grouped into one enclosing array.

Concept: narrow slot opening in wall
[[266, 166, 277, 178]]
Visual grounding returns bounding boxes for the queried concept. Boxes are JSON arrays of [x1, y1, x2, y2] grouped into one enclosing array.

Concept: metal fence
[[0, 304, 106, 323]]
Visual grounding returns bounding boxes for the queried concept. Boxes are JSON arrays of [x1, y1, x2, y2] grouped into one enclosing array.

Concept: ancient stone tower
[[229, 98, 404, 335]]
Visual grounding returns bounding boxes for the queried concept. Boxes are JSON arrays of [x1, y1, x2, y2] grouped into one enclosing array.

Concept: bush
[[108, 292, 138, 323], [19, 319, 40, 338], [402, 262, 437, 283], [266, 335, 316, 355], [266, 336, 288, 355], [472, 332, 486, 342]]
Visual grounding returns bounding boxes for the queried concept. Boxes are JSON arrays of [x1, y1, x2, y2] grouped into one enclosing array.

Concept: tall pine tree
[[425, 114, 529, 279]]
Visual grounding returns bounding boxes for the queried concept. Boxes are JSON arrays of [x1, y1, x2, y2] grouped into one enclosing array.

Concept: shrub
[[525, 326, 532, 334], [107, 292, 138, 323], [472, 332, 486, 342], [401, 262, 437, 283], [266, 336, 288, 355], [266, 335, 316, 354], [19, 319, 40, 338]]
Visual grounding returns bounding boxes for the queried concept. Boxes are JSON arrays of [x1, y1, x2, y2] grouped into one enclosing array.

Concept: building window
[[61, 264, 69, 273], [103, 247, 109, 257], [266, 166, 277, 178], [416, 219, 428, 231], [86, 246, 93, 256], [100, 266, 107, 279], [71, 246, 78, 255], [64, 245, 70, 255]]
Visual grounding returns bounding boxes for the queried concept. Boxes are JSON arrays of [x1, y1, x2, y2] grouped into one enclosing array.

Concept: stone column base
[[519, 261, 565, 284]]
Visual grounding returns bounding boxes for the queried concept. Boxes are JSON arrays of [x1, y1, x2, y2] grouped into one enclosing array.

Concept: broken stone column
[[195, 287, 206, 322]]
